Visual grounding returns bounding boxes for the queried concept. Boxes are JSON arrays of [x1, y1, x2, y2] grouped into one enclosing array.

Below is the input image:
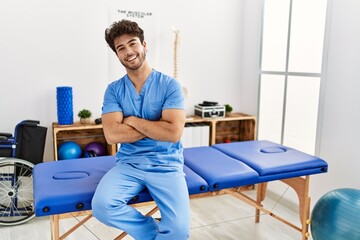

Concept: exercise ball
[[311, 188, 360, 240], [58, 141, 82, 160], [83, 142, 106, 157]]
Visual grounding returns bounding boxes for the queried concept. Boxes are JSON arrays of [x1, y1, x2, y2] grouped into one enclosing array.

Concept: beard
[[120, 49, 147, 71]]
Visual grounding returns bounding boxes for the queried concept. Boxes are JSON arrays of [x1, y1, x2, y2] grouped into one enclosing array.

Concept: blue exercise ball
[[311, 188, 360, 240], [58, 141, 82, 160]]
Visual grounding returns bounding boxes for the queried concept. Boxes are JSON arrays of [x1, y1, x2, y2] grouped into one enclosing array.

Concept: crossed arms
[[101, 109, 186, 144]]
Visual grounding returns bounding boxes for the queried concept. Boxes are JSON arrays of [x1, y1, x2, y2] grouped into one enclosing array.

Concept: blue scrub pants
[[92, 162, 190, 240]]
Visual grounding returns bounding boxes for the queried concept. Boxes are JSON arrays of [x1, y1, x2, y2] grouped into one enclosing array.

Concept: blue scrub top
[[102, 70, 185, 166]]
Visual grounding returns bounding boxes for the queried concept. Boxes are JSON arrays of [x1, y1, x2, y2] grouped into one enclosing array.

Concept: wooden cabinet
[[52, 122, 117, 160], [185, 112, 256, 145]]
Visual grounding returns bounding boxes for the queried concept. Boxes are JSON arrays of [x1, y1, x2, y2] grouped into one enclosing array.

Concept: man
[[91, 19, 190, 240]]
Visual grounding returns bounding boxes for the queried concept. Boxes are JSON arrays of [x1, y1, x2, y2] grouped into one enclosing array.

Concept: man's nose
[[125, 48, 134, 56]]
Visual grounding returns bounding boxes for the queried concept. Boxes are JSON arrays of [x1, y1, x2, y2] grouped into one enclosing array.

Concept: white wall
[[312, 0, 360, 202], [0, 0, 261, 161], [0, 0, 109, 161]]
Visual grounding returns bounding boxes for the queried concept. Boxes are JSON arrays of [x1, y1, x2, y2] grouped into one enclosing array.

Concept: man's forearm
[[123, 116, 183, 143], [103, 122, 145, 144]]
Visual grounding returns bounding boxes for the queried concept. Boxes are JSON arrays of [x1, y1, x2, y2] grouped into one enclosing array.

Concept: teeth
[[127, 55, 136, 61]]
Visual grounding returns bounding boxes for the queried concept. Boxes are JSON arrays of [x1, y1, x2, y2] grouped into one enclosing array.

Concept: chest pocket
[[145, 101, 163, 120], [121, 99, 140, 117]]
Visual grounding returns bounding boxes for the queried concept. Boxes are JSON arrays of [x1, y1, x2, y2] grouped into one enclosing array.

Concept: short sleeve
[[163, 79, 185, 110], [102, 82, 123, 114]]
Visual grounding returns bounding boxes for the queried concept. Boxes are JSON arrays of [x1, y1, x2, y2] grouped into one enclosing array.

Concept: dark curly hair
[[105, 19, 145, 53]]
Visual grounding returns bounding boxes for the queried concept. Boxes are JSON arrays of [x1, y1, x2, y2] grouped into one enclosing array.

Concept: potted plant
[[224, 104, 233, 116], [78, 109, 92, 124]]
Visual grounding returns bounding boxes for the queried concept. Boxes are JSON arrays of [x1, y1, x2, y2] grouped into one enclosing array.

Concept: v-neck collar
[[125, 70, 154, 98]]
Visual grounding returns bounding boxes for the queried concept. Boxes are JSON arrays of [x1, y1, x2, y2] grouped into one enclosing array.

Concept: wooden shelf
[[52, 122, 117, 160], [185, 112, 256, 145], [52, 112, 256, 159]]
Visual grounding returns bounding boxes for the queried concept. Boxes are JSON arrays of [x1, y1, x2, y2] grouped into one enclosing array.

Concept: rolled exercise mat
[[56, 86, 74, 125]]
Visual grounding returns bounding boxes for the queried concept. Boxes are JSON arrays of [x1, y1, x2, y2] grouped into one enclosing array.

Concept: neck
[[127, 61, 152, 93]]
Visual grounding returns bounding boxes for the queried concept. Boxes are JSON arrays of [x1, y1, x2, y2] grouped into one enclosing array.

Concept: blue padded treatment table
[[183, 146, 259, 191], [33, 140, 328, 240], [212, 140, 328, 182], [34, 156, 209, 217], [34, 155, 114, 216]]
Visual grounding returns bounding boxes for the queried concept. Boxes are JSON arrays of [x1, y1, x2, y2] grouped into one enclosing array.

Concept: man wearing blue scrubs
[[92, 20, 190, 240]]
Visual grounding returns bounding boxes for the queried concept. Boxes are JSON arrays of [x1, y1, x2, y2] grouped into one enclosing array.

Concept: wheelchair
[[0, 120, 47, 226]]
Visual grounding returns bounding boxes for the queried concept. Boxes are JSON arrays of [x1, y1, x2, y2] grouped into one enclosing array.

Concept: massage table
[[33, 140, 328, 240]]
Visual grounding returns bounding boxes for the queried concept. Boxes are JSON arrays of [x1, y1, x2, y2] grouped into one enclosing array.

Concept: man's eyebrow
[[128, 38, 137, 44]]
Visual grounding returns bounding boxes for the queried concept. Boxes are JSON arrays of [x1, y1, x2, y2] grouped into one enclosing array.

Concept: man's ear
[[142, 40, 147, 49]]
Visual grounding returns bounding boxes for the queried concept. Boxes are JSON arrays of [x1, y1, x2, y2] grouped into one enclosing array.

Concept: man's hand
[[101, 112, 145, 145], [122, 116, 136, 126], [122, 109, 186, 143]]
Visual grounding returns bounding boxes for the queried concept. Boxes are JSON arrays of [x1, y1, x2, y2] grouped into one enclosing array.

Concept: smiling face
[[114, 34, 147, 72]]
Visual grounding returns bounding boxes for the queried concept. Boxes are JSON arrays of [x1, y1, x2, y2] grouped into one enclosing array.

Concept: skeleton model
[[172, 27, 188, 98]]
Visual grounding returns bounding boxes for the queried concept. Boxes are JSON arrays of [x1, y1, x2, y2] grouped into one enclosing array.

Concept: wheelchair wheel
[[0, 158, 35, 226]]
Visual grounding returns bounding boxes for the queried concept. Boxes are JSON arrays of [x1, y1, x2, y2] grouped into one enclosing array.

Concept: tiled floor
[[0, 191, 309, 240]]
